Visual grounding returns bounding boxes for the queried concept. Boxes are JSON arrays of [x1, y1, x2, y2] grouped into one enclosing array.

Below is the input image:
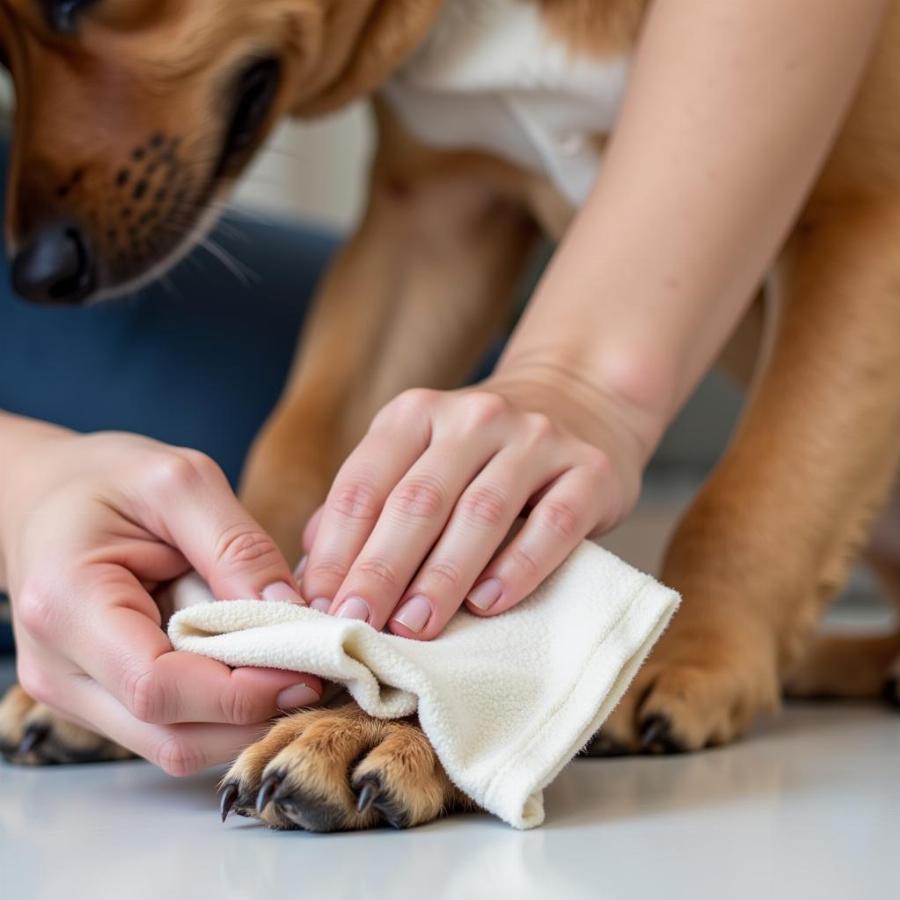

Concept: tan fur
[[785, 632, 900, 700], [0, 685, 131, 763], [241, 100, 540, 543], [537, 0, 649, 57], [0, 685, 35, 749], [603, 197, 900, 751], [3, 0, 900, 828], [221, 704, 469, 831], [784, 550, 900, 701]]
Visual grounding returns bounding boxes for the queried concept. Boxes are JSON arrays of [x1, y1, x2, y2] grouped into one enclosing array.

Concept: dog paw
[[585, 618, 780, 756], [782, 632, 900, 706], [0, 684, 133, 765], [219, 704, 471, 832]]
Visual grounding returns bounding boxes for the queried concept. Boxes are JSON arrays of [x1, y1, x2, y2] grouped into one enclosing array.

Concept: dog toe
[[638, 713, 686, 754], [221, 704, 466, 832], [0, 685, 130, 766], [579, 731, 631, 758], [589, 639, 779, 756]]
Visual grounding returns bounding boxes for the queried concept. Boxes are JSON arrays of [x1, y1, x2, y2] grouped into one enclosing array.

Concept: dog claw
[[18, 723, 50, 756], [256, 772, 283, 813], [355, 780, 381, 815], [639, 714, 680, 754], [219, 783, 239, 822], [580, 732, 629, 758]]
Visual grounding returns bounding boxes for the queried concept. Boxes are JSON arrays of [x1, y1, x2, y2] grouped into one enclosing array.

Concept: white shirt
[[382, 0, 632, 207]]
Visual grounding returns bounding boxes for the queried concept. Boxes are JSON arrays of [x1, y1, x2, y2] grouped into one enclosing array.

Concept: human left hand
[[298, 376, 645, 639]]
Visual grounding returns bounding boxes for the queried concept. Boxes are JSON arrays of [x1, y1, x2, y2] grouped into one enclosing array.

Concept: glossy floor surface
[[1, 693, 897, 900]]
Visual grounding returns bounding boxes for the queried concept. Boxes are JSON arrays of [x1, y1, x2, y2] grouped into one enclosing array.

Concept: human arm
[[298, 0, 887, 638]]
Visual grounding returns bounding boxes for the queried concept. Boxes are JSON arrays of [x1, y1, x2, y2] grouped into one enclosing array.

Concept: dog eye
[[215, 56, 282, 175], [42, 0, 98, 34]]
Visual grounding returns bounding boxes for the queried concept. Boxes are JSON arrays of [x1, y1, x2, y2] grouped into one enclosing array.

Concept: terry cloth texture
[[168, 541, 679, 829]]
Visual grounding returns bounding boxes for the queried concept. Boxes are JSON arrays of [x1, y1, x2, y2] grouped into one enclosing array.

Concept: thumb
[[148, 451, 304, 604]]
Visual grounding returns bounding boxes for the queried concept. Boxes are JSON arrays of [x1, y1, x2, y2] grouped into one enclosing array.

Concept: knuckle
[[176, 448, 220, 477], [460, 391, 509, 430], [328, 479, 381, 522], [215, 525, 281, 571], [522, 411, 555, 443], [539, 498, 582, 540], [389, 475, 446, 520], [149, 453, 208, 494], [305, 555, 349, 587], [125, 668, 165, 724], [509, 544, 540, 580], [459, 484, 508, 528], [423, 560, 462, 592], [220, 686, 257, 726], [15, 581, 61, 643], [376, 388, 437, 428], [155, 733, 205, 777], [16, 660, 54, 707], [355, 556, 401, 592], [581, 447, 614, 485]]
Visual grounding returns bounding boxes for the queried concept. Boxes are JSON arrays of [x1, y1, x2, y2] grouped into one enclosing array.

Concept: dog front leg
[[592, 201, 900, 753], [241, 135, 538, 560]]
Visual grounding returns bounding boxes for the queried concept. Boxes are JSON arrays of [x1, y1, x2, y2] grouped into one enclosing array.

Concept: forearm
[[0, 411, 69, 590], [497, 0, 886, 459]]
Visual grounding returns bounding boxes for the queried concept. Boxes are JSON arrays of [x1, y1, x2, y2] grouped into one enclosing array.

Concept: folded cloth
[[168, 541, 679, 829]]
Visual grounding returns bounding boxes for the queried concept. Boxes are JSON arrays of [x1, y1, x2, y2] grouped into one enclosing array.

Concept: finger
[[292, 506, 325, 587], [139, 449, 304, 604], [329, 439, 500, 630], [69, 675, 274, 776], [60, 564, 322, 725], [12, 633, 99, 735], [301, 397, 433, 612], [302, 506, 324, 556], [387, 445, 551, 639], [465, 466, 602, 617]]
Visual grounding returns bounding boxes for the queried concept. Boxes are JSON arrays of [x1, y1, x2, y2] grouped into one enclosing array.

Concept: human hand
[[0, 421, 322, 775], [298, 376, 645, 640]]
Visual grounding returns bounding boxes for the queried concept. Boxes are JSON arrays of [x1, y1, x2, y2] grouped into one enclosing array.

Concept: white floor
[[1, 700, 897, 900]]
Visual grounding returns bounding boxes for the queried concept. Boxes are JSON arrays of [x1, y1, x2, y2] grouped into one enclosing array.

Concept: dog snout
[[11, 222, 96, 306]]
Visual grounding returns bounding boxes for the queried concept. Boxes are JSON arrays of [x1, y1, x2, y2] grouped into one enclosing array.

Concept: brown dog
[[1, 0, 900, 831]]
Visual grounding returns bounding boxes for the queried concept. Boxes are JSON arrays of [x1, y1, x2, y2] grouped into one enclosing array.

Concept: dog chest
[[381, 0, 632, 207]]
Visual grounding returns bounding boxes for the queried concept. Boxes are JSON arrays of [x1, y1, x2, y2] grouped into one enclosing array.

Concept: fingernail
[[336, 596, 370, 623], [391, 595, 432, 633], [276, 682, 321, 711], [467, 577, 503, 611], [294, 555, 308, 578], [310, 597, 331, 613], [261, 581, 305, 605]]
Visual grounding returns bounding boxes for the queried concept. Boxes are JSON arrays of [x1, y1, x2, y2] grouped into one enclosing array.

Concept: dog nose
[[11, 223, 95, 305]]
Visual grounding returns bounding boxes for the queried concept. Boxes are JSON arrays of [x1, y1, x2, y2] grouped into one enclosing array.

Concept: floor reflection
[[2, 704, 897, 900]]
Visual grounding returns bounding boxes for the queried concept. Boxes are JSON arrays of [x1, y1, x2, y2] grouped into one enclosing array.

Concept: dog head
[[0, 0, 437, 305]]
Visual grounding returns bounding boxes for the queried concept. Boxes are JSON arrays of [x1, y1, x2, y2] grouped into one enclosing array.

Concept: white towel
[[167, 541, 679, 829]]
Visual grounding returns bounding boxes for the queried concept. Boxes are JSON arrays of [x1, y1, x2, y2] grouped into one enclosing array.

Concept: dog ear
[[41, 0, 98, 34]]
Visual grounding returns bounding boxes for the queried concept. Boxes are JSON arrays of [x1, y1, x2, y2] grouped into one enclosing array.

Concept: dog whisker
[[158, 272, 182, 301], [200, 235, 259, 286]]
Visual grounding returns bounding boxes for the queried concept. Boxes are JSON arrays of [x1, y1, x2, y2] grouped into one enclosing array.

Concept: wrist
[[487, 351, 673, 469], [0, 414, 71, 588]]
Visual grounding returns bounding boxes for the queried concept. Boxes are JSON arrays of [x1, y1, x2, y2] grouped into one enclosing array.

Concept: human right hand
[[0, 418, 321, 775]]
